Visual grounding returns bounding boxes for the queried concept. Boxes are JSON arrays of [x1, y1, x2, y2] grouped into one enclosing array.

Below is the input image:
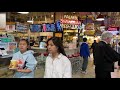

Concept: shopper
[[80, 38, 90, 74], [44, 37, 72, 78], [94, 31, 120, 78], [117, 42, 120, 68], [91, 40, 98, 65], [11, 39, 37, 78], [14, 37, 20, 53]]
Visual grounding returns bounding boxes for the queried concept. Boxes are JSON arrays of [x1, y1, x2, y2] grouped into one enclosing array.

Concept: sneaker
[[81, 71, 87, 74]]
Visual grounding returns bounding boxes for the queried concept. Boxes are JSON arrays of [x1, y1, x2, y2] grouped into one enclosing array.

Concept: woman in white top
[[44, 37, 72, 78]]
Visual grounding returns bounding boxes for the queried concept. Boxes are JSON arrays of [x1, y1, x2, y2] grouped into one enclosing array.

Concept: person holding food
[[10, 39, 37, 78]]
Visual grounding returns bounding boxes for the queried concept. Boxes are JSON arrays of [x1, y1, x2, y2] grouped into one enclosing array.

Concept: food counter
[[31, 46, 79, 56], [31, 47, 47, 53], [0, 54, 13, 66]]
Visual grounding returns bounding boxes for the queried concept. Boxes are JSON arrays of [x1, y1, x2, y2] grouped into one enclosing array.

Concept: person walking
[[94, 31, 120, 78], [80, 38, 90, 74]]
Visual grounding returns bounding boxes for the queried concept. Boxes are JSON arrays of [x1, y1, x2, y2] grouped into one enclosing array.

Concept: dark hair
[[83, 38, 87, 42], [46, 37, 66, 56], [19, 39, 30, 50], [118, 42, 120, 46], [14, 37, 20, 42]]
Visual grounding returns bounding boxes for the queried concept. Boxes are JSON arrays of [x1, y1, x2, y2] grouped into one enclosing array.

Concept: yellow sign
[[84, 30, 95, 36], [85, 23, 94, 30], [55, 33, 62, 37]]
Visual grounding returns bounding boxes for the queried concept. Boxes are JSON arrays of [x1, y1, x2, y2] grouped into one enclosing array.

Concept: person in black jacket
[[91, 40, 97, 65], [94, 31, 120, 78]]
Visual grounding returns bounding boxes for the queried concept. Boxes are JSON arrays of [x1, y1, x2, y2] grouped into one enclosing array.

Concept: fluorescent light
[[96, 18, 104, 21], [96, 14, 104, 21], [27, 20, 33, 23], [18, 12, 29, 14]]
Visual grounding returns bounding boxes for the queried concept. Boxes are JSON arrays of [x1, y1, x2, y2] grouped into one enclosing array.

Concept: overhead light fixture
[[17, 12, 29, 14], [27, 20, 33, 23], [96, 14, 104, 21], [51, 15, 54, 17]]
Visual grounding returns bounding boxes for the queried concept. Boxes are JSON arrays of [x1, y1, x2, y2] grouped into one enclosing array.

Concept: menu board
[[6, 25, 15, 31], [50, 23, 56, 31], [8, 42, 17, 51], [42, 23, 56, 32], [16, 23, 28, 31], [30, 24, 42, 32]]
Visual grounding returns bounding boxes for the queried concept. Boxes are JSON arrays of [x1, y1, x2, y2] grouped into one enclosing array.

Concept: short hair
[[101, 31, 113, 40], [83, 38, 87, 42]]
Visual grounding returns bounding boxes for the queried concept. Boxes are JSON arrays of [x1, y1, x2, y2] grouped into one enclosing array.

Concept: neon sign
[[108, 27, 119, 31], [60, 19, 80, 25], [63, 15, 78, 20]]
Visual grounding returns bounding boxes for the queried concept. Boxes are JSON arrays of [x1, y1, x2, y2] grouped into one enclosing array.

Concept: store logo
[[63, 15, 78, 20]]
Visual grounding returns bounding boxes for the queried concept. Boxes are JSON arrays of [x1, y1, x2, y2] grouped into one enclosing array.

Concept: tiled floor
[[1, 54, 120, 78], [35, 55, 120, 78], [35, 56, 95, 78]]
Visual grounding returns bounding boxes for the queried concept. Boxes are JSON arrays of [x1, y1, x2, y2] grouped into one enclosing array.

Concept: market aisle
[[35, 54, 95, 78], [1, 54, 120, 78]]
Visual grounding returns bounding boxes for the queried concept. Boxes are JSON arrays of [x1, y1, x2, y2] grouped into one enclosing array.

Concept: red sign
[[108, 27, 119, 31], [60, 19, 80, 25]]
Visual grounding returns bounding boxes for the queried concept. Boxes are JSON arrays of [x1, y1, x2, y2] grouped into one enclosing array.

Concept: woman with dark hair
[[44, 37, 72, 78]]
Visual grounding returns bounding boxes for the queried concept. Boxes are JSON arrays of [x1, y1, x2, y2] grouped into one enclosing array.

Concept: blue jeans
[[82, 56, 88, 71]]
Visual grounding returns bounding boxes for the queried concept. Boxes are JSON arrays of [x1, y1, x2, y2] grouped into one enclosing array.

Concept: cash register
[[0, 48, 8, 56]]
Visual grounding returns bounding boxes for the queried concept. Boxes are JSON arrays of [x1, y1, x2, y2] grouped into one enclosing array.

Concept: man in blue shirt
[[80, 38, 90, 74]]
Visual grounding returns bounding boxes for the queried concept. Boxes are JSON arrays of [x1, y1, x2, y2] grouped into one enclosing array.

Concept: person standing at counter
[[44, 37, 72, 78], [91, 40, 98, 65], [80, 38, 90, 74], [11, 39, 37, 78]]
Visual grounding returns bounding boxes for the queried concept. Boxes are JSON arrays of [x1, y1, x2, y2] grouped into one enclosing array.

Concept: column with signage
[[60, 14, 81, 49]]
